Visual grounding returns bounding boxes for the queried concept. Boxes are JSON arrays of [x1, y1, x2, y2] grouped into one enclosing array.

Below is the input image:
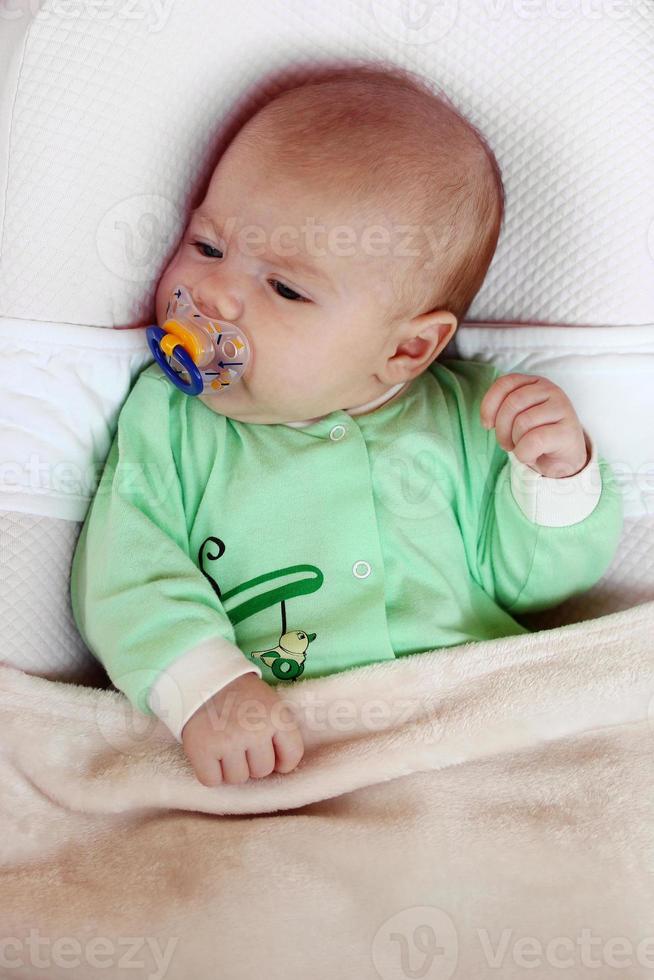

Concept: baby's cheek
[[155, 268, 180, 323], [154, 279, 170, 324]]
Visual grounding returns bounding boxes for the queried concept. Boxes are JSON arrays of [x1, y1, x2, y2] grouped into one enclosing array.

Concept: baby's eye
[[269, 279, 310, 303], [192, 241, 223, 259]]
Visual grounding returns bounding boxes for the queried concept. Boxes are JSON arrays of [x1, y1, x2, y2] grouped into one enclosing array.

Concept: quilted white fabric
[[0, 508, 105, 683]]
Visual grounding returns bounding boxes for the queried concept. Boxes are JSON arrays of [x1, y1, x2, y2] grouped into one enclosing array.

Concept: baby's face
[[155, 134, 426, 424]]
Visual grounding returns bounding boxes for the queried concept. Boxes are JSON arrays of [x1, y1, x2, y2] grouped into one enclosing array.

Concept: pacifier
[[146, 284, 251, 396]]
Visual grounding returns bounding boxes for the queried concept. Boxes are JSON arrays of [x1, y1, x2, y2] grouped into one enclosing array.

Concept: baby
[[70, 64, 624, 788]]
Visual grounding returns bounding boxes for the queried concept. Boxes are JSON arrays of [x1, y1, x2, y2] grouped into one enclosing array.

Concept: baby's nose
[[193, 287, 242, 325]]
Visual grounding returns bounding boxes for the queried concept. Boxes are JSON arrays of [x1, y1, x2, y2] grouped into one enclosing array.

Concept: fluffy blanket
[[1, 599, 653, 980]]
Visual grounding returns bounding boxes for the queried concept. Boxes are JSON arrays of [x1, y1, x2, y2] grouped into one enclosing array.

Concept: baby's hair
[[240, 62, 505, 328]]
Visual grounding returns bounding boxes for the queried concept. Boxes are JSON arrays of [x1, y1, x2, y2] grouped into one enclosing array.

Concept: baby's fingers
[[273, 728, 305, 774], [187, 746, 223, 788], [512, 420, 566, 470], [246, 739, 277, 779], [480, 373, 542, 431], [219, 749, 251, 784], [496, 398, 561, 453]]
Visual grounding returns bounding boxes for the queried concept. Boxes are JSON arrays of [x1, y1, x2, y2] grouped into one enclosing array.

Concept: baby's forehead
[[207, 144, 415, 254]]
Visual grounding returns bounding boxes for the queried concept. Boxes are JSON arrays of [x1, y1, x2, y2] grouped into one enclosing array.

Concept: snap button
[[329, 424, 347, 441], [352, 560, 371, 579]]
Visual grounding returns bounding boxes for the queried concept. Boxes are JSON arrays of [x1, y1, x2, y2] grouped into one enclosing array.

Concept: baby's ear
[[413, 308, 457, 343]]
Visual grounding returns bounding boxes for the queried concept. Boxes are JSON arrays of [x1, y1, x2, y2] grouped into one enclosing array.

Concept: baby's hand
[[480, 373, 589, 479], [181, 673, 304, 786]]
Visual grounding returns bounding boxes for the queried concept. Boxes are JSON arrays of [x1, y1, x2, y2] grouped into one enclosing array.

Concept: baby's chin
[[197, 390, 288, 425]]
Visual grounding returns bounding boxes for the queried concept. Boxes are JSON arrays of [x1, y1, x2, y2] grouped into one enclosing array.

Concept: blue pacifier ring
[[146, 326, 204, 396]]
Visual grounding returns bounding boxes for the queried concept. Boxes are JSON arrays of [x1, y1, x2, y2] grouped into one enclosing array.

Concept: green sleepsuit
[[70, 358, 624, 741]]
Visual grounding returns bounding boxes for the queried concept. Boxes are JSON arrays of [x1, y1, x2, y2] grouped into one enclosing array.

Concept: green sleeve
[[442, 359, 624, 615], [475, 450, 624, 614], [70, 369, 240, 717]]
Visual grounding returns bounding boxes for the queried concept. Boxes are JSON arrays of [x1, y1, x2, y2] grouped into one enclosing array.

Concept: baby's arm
[[69, 368, 303, 782], [449, 362, 624, 614], [475, 429, 623, 614]]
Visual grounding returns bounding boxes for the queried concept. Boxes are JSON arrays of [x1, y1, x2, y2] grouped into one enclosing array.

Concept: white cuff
[[147, 635, 262, 743], [508, 429, 602, 528]]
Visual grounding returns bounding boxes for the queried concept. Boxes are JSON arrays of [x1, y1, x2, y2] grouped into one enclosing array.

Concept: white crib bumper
[[0, 317, 152, 522]]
